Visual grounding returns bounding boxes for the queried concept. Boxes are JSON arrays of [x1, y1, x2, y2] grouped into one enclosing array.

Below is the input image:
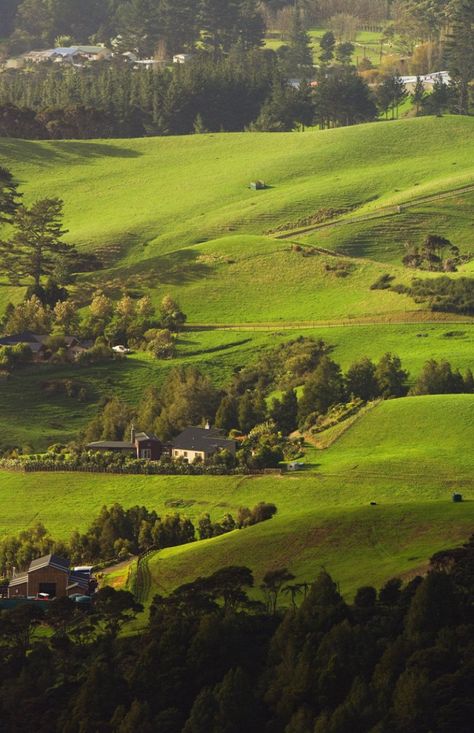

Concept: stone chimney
[[131, 424, 136, 444]]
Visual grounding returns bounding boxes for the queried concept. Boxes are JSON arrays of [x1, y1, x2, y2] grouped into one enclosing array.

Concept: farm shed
[[7, 555, 89, 599]]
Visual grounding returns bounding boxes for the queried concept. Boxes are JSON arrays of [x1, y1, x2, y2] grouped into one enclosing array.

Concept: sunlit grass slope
[[1, 116, 473, 268]]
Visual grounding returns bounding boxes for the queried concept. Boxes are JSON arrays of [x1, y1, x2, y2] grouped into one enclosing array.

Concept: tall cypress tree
[[445, 0, 474, 114]]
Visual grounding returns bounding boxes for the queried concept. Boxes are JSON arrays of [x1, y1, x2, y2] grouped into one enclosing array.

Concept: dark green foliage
[[445, 0, 474, 114], [377, 75, 407, 119], [0, 166, 21, 225], [319, 30, 336, 64], [298, 355, 345, 424], [313, 67, 378, 128], [411, 359, 467, 395], [375, 353, 409, 398], [0, 198, 74, 289], [345, 357, 379, 401], [2, 538, 474, 730], [407, 276, 474, 315], [270, 388, 298, 435]]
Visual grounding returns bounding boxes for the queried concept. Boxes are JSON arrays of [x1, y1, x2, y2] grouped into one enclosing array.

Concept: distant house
[[23, 46, 112, 66], [87, 427, 163, 460], [8, 554, 90, 599], [0, 332, 93, 362], [171, 424, 236, 464], [399, 71, 450, 92], [134, 59, 168, 70]]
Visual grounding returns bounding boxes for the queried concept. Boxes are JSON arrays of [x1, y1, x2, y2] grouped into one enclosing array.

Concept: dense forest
[[1, 535, 474, 732], [0, 0, 473, 137]]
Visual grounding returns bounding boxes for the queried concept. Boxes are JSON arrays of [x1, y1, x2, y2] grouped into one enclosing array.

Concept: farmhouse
[[171, 425, 236, 464], [0, 332, 93, 362], [87, 427, 163, 460], [7, 554, 90, 599]]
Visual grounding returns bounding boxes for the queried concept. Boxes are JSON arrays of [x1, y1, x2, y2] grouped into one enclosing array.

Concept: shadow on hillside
[[0, 138, 142, 166], [117, 248, 212, 287]]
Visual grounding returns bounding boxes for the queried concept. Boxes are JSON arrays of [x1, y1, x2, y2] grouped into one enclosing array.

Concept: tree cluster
[[2, 534, 474, 731]]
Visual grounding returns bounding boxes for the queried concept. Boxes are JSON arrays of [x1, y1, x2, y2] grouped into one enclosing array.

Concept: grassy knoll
[[145, 502, 474, 603], [0, 322, 472, 451]]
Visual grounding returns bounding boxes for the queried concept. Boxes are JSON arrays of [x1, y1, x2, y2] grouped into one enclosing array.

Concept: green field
[[0, 118, 473, 604], [1, 116, 474, 268], [264, 26, 401, 68], [0, 395, 472, 608]]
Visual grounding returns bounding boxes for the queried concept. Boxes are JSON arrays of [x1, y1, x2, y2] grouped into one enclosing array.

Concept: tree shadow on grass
[[0, 138, 142, 167], [117, 248, 213, 287]]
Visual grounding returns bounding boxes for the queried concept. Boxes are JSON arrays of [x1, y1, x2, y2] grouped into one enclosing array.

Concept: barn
[[7, 554, 90, 599]]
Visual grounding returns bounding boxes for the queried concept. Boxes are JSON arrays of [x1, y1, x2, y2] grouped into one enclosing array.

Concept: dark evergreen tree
[[375, 353, 409, 398], [319, 30, 336, 64], [270, 389, 298, 434], [298, 355, 345, 423], [445, 0, 474, 114], [411, 75, 426, 115], [345, 357, 379, 401]]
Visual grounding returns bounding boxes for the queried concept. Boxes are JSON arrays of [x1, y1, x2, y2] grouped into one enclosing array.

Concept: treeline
[[1, 535, 474, 730], [81, 339, 474, 448], [0, 53, 380, 137], [0, 501, 277, 575]]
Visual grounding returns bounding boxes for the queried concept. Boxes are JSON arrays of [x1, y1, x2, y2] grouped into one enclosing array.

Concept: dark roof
[[0, 331, 47, 347], [87, 441, 134, 450], [68, 573, 89, 590], [29, 554, 69, 573], [172, 427, 236, 453]]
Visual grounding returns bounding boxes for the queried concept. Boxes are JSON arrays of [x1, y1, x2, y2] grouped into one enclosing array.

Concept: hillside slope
[[1, 116, 473, 267]]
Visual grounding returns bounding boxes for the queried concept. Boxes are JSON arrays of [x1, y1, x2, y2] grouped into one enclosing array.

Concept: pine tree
[[319, 30, 335, 64], [411, 76, 426, 115], [284, 8, 313, 76], [445, 0, 474, 114], [0, 198, 73, 290]]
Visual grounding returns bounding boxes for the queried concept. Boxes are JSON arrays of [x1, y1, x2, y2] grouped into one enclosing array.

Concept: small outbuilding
[[250, 180, 266, 190], [87, 426, 163, 460]]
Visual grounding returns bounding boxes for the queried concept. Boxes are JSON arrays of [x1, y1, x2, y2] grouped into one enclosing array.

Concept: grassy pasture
[[1, 116, 473, 271], [264, 27, 398, 68], [300, 190, 474, 262], [0, 119, 473, 603], [0, 396, 472, 606]]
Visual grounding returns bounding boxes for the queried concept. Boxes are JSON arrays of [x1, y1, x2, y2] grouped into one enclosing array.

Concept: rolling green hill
[[0, 119, 473, 605], [0, 395, 472, 608], [1, 116, 473, 267]]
